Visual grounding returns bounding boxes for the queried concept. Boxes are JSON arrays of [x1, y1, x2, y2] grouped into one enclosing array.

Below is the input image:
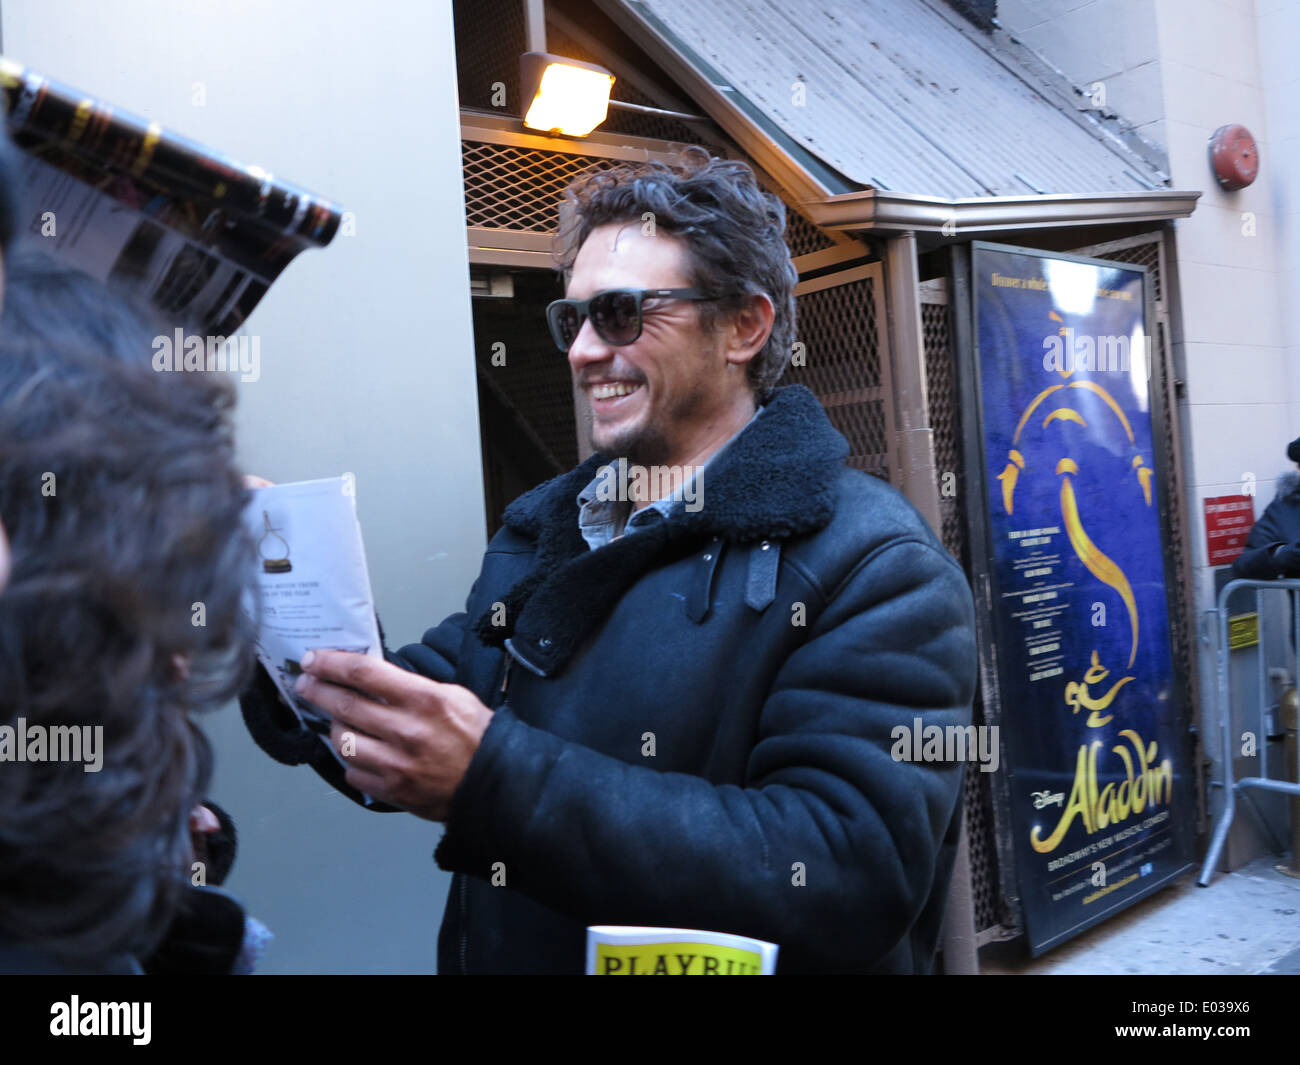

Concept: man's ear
[[723, 292, 775, 369]]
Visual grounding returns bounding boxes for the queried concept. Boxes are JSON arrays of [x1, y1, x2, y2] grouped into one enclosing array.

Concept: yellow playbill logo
[[586, 926, 778, 974], [594, 942, 763, 975]]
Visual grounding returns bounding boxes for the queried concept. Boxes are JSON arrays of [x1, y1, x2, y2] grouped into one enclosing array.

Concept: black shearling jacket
[[241, 384, 978, 974]]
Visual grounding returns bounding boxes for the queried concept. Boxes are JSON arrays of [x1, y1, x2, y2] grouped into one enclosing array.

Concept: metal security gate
[[787, 261, 897, 485], [920, 275, 1013, 941]]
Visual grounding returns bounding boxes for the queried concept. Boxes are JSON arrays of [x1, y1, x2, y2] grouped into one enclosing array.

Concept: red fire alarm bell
[[1209, 124, 1259, 190]]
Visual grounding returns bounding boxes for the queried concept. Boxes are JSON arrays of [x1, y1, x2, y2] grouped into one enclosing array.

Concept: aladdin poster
[[970, 243, 1194, 954]]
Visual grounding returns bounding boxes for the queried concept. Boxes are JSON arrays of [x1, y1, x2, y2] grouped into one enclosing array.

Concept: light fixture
[[520, 51, 615, 137]]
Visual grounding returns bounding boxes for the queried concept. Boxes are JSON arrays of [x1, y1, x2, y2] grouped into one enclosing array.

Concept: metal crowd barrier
[[1199, 577, 1300, 886]]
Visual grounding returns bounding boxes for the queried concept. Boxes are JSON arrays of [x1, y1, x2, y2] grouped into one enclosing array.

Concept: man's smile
[[587, 379, 647, 417], [589, 381, 642, 400]]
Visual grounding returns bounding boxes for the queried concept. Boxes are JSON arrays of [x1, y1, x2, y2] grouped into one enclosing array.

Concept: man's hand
[[294, 649, 493, 821]]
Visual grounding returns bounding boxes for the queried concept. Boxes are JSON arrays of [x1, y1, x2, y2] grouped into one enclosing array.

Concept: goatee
[[591, 423, 673, 467]]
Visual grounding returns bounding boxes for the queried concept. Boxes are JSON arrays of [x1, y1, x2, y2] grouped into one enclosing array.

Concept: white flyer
[[241, 476, 381, 754]]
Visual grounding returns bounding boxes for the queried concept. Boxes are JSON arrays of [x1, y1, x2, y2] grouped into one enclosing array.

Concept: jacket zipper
[[496, 655, 513, 704]]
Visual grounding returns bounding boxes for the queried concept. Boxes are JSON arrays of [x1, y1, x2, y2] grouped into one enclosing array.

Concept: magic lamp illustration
[[1064, 650, 1133, 728], [999, 311, 1152, 731], [258, 510, 292, 574], [998, 314, 1152, 669]]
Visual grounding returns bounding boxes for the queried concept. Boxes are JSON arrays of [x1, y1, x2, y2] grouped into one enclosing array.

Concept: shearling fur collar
[[471, 384, 848, 674]]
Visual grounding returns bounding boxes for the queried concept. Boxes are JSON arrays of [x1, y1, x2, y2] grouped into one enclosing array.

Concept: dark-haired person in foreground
[[0, 265, 257, 974], [244, 147, 978, 974], [0, 111, 25, 294]]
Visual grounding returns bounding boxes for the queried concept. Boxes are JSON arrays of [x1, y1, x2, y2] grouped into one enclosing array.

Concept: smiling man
[[243, 147, 978, 974]]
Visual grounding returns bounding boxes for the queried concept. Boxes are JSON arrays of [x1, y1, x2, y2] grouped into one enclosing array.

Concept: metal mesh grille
[[471, 269, 573, 538], [785, 275, 889, 481], [454, 0, 527, 113], [1152, 313, 1195, 727], [485, 354, 577, 472], [785, 208, 837, 258], [749, 163, 837, 260], [463, 141, 616, 232], [921, 285, 1006, 935], [1107, 238, 1161, 303], [1157, 321, 1195, 724], [473, 275, 575, 470], [963, 691, 1007, 932], [922, 299, 965, 559]]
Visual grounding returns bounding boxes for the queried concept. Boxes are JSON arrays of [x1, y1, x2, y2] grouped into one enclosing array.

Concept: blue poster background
[[973, 245, 1193, 954]]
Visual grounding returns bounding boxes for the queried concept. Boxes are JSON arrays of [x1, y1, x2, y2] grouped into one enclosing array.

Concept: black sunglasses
[[545, 288, 720, 351]]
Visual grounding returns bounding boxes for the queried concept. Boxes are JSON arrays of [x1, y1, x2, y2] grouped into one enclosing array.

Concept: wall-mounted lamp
[[520, 51, 615, 137]]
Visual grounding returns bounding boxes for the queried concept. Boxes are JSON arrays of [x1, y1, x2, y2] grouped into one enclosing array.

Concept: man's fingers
[[296, 649, 485, 822], [329, 718, 386, 774], [343, 766, 392, 801], [300, 648, 443, 708], [189, 804, 220, 835], [296, 671, 395, 740], [329, 721, 412, 809]]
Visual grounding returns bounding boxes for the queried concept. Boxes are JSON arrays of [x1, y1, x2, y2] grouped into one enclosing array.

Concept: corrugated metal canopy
[[618, 0, 1168, 198]]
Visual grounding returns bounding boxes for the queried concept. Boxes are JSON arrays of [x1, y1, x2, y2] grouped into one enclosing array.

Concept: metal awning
[[598, 0, 1199, 231]]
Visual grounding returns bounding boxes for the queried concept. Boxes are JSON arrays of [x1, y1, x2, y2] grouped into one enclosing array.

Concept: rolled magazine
[[586, 926, 779, 975], [0, 57, 343, 333]]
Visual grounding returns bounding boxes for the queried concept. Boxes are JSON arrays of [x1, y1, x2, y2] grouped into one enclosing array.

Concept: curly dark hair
[[0, 259, 256, 964], [0, 248, 165, 361], [0, 122, 25, 260], [554, 146, 798, 398]]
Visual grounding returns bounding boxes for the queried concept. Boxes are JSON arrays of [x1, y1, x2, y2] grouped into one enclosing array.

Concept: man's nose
[[567, 315, 612, 376]]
